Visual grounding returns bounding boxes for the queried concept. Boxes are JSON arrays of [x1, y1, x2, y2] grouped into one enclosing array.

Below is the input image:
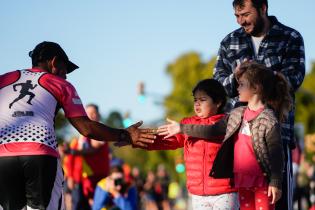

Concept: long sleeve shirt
[[213, 16, 305, 147]]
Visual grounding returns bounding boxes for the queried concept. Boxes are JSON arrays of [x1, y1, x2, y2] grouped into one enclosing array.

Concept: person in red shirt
[[137, 79, 239, 210], [0, 41, 155, 210], [67, 104, 111, 210]]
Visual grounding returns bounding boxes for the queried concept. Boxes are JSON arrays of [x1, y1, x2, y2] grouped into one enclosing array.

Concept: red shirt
[[234, 107, 268, 188], [80, 136, 110, 177]]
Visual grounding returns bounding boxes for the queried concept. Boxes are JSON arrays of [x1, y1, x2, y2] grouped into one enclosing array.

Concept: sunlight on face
[[237, 76, 255, 102], [234, 0, 265, 36], [86, 106, 100, 121], [193, 90, 219, 118]]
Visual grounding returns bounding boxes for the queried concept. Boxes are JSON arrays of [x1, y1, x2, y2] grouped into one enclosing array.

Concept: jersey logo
[[9, 80, 38, 109], [72, 98, 82, 105], [240, 121, 251, 136]]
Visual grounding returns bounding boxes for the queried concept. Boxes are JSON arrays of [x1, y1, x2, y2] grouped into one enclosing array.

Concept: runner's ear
[[50, 56, 58, 74], [50, 56, 67, 77]]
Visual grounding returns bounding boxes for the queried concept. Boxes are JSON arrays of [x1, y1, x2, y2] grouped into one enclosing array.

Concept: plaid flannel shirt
[[213, 16, 305, 147]]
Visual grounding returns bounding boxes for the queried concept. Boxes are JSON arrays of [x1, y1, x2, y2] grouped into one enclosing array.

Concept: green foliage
[[135, 52, 216, 183], [295, 62, 315, 134], [102, 111, 180, 179], [105, 111, 124, 128], [112, 146, 184, 180], [55, 110, 69, 144], [164, 52, 217, 121]]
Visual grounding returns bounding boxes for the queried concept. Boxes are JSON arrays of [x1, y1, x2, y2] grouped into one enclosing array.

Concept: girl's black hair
[[192, 79, 227, 114]]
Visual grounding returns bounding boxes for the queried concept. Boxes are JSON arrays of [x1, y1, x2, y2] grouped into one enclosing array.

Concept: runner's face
[[234, 0, 265, 36]]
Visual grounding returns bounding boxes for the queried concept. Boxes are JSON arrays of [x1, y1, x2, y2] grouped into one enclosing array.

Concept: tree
[[103, 110, 185, 181], [132, 52, 217, 183], [55, 110, 70, 144], [295, 62, 315, 133], [105, 111, 124, 128], [164, 52, 217, 121]]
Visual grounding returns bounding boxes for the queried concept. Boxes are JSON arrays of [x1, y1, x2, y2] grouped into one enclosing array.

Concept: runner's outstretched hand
[[114, 121, 156, 148]]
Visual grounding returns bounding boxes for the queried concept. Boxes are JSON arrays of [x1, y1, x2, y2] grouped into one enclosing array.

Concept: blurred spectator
[[143, 170, 159, 210], [60, 138, 80, 210], [92, 165, 137, 210], [131, 167, 145, 209], [65, 137, 90, 210], [155, 164, 171, 210], [65, 104, 110, 209], [294, 155, 312, 210], [292, 135, 302, 191], [167, 181, 180, 208]]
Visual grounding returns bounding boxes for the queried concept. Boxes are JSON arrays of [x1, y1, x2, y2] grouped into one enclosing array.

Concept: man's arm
[[213, 43, 239, 98], [68, 116, 155, 147], [280, 32, 305, 92]]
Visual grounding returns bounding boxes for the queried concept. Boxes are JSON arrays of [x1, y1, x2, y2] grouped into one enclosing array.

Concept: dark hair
[[86, 103, 99, 113], [233, 0, 268, 14], [236, 61, 292, 122], [192, 79, 227, 114], [110, 165, 124, 175]]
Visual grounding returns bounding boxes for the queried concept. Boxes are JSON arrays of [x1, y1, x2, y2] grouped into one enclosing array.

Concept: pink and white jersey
[[0, 69, 87, 157]]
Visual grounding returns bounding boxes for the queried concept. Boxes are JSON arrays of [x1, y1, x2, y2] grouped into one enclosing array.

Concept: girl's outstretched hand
[[268, 185, 282, 204], [157, 118, 180, 139]]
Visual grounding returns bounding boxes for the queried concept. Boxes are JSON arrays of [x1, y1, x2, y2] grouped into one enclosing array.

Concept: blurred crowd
[[59, 141, 187, 210], [291, 136, 315, 210]]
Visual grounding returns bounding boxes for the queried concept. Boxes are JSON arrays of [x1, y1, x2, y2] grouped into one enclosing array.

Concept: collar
[[27, 67, 49, 73]]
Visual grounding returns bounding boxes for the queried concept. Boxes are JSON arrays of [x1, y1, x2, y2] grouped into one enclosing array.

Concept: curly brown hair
[[235, 61, 292, 122]]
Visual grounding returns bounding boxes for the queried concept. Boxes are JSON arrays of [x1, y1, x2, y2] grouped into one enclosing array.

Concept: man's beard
[[247, 13, 266, 36]]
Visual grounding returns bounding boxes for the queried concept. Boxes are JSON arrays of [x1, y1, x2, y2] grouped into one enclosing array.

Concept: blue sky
[[1, 1, 314, 124]]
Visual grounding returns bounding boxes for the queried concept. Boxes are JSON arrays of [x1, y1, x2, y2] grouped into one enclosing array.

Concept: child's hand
[[268, 185, 282, 204], [157, 118, 180, 138]]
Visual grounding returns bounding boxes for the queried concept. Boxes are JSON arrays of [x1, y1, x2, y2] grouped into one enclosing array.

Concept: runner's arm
[[68, 116, 155, 147]]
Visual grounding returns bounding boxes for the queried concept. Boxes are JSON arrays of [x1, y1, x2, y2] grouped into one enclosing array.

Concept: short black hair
[[192, 79, 227, 114], [86, 103, 99, 113], [233, 0, 268, 13], [110, 165, 124, 175]]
